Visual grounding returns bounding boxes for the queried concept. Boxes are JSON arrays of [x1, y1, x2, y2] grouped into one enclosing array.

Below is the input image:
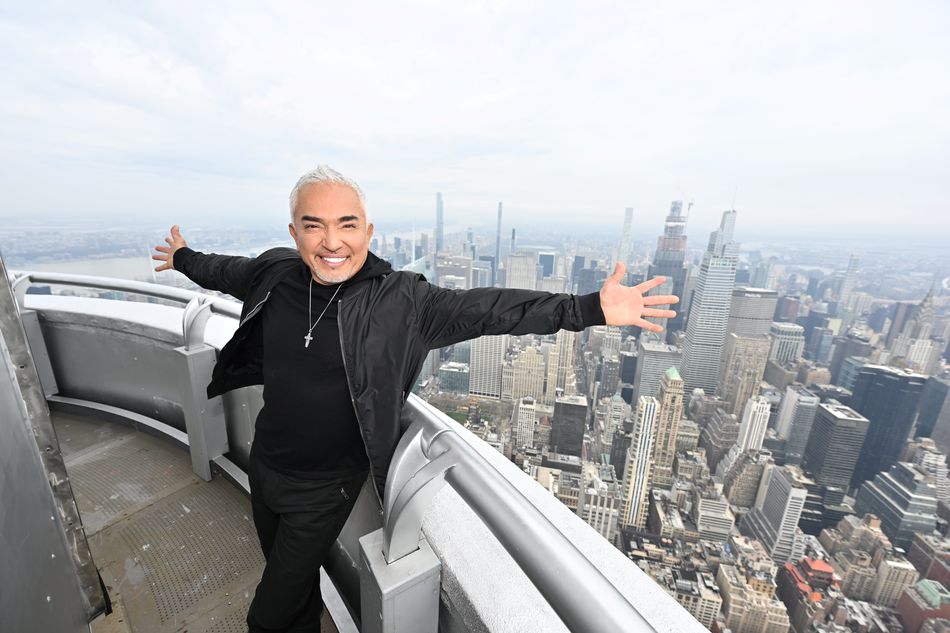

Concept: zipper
[[338, 297, 385, 512], [239, 291, 271, 327]]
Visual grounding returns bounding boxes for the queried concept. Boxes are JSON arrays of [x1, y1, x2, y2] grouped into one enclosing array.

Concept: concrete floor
[[53, 411, 338, 633]]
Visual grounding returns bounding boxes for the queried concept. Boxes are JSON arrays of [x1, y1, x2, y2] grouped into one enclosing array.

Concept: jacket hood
[[349, 251, 393, 283]]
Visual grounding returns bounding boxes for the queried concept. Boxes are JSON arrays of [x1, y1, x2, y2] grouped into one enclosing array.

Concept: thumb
[[171, 224, 180, 238], [610, 261, 625, 283]]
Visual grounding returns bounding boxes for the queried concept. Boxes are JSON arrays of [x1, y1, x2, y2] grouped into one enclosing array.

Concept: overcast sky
[[1, 1, 948, 241]]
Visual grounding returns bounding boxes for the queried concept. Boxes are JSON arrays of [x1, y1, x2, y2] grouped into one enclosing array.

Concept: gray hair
[[289, 165, 368, 221]]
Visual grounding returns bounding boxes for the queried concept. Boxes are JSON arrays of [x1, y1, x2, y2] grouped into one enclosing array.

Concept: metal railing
[[10, 271, 240, 349], [388, 396, 655, 633]]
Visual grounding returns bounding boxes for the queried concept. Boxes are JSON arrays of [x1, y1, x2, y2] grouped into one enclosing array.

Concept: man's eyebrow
[[299, 215, 361, 224]]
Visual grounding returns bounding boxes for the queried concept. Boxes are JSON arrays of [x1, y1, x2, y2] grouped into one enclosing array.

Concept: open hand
[[599, 263, 679, 332], [152, 225, 188, 272]]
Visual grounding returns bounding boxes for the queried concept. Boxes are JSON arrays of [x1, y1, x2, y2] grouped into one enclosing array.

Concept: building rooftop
[[820, 401, 869, 422]]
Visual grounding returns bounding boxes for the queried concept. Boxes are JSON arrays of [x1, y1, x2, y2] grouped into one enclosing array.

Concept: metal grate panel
[[204, 607, 251, 633], [118, 478, 264, 624], [66, 432, 196, 535], [53, 411, 134, 459]]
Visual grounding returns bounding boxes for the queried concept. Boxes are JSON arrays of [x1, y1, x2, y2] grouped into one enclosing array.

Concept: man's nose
[[323, 227, 343, 250]]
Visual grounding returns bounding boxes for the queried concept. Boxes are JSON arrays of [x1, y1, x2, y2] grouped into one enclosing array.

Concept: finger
[[154, 245, 170, 253], [171, 224, 180, 237], [643, 294, 679, 306], [154, 263, 169, 272], [641, 308, 677, 319], [609, 262, 625, 283], [165, 236, 174, 245], [635, 318, 664, 333], [635, 276, 667, 293], [151, 254, 169, 261]]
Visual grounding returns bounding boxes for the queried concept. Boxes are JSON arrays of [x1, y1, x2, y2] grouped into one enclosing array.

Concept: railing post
[[358, 530, 440, 633], [175, 297, 227, 481], [357, 420, 447, 633], [174, 344, 227, 481]]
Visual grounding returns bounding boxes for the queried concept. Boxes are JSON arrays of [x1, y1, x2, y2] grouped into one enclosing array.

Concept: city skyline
[[5, 185, 950, 632]]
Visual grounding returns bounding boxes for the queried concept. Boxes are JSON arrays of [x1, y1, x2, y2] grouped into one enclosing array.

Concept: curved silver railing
[[9, 271, 240, 349], [388, 397, 654, 633]]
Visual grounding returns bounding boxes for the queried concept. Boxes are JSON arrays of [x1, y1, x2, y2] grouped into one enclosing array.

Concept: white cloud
[[0, 1, 947, 240]]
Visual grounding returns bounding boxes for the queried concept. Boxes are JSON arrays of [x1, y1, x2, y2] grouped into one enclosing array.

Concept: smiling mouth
[[320, 255, 348, 267]]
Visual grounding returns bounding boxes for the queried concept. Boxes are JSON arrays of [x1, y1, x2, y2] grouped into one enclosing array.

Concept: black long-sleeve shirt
[[254, 257, 386, 477]]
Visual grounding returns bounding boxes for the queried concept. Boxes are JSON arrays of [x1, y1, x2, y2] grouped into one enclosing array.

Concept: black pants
[[246, 447, 367, 633]]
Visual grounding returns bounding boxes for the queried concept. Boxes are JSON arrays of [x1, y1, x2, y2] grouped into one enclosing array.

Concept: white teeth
[[322, 257, 346, 263]]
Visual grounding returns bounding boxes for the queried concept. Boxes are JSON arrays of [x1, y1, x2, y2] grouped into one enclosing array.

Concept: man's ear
[[288, 222, 297, 240], [367, 222, 375, 242]]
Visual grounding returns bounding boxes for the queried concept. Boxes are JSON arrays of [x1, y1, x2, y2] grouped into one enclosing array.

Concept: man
[[152, 165, 677, 632]]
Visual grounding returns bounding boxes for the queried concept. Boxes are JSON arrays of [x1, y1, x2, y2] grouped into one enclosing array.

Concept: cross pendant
[[304, 333, 313, 348]]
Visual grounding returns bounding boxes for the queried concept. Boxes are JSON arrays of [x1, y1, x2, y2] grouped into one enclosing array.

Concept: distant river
[[17, 242, 289, 283], [24, 256, 160, 282]]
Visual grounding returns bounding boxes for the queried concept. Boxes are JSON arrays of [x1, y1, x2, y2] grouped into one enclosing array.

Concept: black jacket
[[174, 246, 606, 502]]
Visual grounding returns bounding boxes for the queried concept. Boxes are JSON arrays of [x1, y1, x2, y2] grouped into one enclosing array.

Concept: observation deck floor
[[53, 411, 338, 633]]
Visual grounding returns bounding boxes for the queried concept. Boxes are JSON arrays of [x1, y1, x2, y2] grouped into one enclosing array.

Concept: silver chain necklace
[[304, 277, 343, 348]]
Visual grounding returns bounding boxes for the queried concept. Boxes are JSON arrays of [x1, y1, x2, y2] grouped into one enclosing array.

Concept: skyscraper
[[718, 333, 771, 416], [435, 192, 444, 254], [854, 463, 938, 549], [699, 408, 741, 473], [828, 331, 873, 384], [512, 396, 537, 449], [633, 338, 681, 401], [469, 334, 507, 399], [551, 394, 588, 457], [774, 386, 820, 465], [888, 287, 935, 353], [736, 396, 771, 454], [728, 288, 779, 338], [622, 396, 658, 529], [680, 210, 740, 394], [723, 450, 773, 508], [543, 329, 579, 404], [838, 254, 860, 304], [740, 465, 807, 564], [768, 322, 806, 363], [801, 401, 869, 490], [506, 252, 538, 290], [493, 202, 502, 287], [537, 252, 555, 278], [508, 345, 546, 403], [648, 201, 689, 336], [717, 395, 773, 476], [618, 207, 634, 268], [650, 367, 684, 489], [849, 365, 928, 490], [922, 375, 950, 452]]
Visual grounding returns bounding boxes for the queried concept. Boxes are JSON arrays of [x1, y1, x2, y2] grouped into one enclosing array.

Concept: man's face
[[289, 182, 374, 285]]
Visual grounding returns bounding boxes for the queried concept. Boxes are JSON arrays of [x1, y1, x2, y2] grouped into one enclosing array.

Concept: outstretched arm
[[152, 225, 256, 300], [599, 263, 678, 332]]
